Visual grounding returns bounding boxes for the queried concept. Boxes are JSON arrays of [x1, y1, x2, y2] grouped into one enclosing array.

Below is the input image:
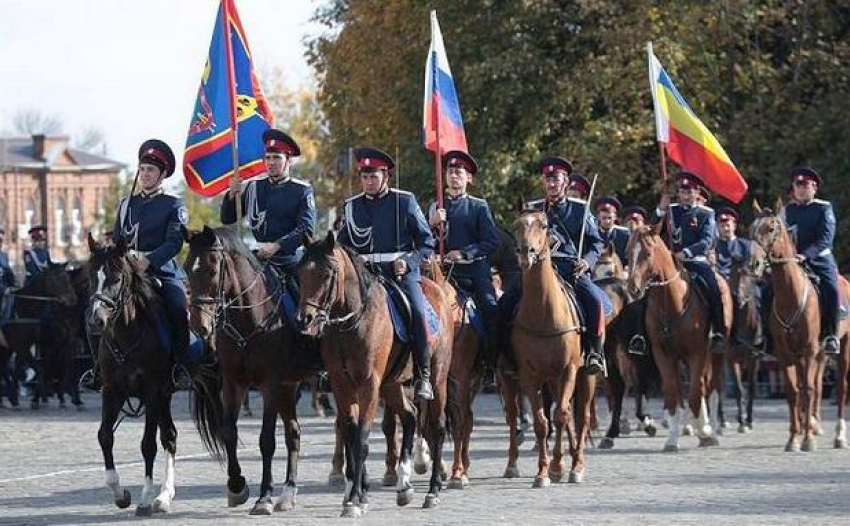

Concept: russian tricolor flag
[[423, 10, 467, 156]]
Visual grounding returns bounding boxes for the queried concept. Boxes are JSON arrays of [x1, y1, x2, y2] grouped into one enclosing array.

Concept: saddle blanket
[[454, 286, 487, 341], [384, 283, 440, 344]]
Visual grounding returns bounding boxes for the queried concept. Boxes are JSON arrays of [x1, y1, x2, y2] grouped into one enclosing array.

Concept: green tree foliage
[[308, 1, 850, 264]]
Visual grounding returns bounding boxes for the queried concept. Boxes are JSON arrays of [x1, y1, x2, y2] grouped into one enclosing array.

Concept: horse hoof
[[801, 438, 817, 452], [447, 477, 464, 490], [396, 487, 414, 507], [382, 471, 398, 487], [341, 502, 362, 518], [461, 474, 470, 487], [503, 466, 520, 479], [439, 461, 448, 481], [227, 485, 249, 507], [115, 489, 132, 509], [737, 424, 750, 434], [152, 496, 171, 513], [568, 470, 585, 484], [532, 476, 550, 488], [76, 404, 86, 412], [30, 400, 39, 410], [645, 424, 657, 437], [249, 497, 274, 516], [599, 437, 615, 450], [716, 427, 725, 437], [274, 487, 297, 512], [699, 436, 720, 447], [682, 424, 694, 436], [833, 438, 847, 449], [785, 440, 801, 453], [414, 462, 428, 475], [135, 505, 152, 517], [423, 493, 440, 509], [549, 470, 564, 483], [328, 472, 346, 490], [620, 419, 632, 435], [663, 443, 680, 453]]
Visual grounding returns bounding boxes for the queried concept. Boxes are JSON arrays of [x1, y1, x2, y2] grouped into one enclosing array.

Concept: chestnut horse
[[296, 232, 453, 517], [185, 226, 314, 515], [750, 201, 850, 451], [626, 222, 729, 451], [501, 210, 595, 486]]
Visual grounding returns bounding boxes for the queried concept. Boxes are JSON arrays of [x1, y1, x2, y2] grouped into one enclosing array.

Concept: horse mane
[[211, 226, 263, 272], [112, 254, 160, 324], [300, 234, 374, 300]]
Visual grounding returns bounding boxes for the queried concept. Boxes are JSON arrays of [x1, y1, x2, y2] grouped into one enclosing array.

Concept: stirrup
[[584, 352, 606, 376], [627, 335, 648, 356], [78, 368, 100, 392], [709, 333, 726, 355], [821, 336, 840, 356], [414, 379, 434, 401], [172, 364, 193, 390]]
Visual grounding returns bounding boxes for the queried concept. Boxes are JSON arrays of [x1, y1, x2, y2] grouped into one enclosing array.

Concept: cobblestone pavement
[[0, 391, 847, 525]]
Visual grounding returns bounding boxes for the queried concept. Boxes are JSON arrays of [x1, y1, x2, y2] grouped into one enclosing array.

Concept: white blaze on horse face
[[91, 268, 106, 312], [191, 256, 202, 273]]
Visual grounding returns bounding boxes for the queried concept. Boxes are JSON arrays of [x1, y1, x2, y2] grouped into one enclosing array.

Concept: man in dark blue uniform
[[221, 128, 316, 285], [500, 156, 607, 374], [337, 148, 437, 401], [82, 139, 189, 390], [427, 150, 499, 367], [655, 172, 728, 353], [781, 166, 841, 355], [715, 207, 750, 281], [23, 226, 52, 286], [566, 173, 591, 202], [0, 228, 15, 348], [595, 197, 630, 266]]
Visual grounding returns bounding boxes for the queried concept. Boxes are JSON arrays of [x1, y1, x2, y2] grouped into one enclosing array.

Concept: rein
[[303, 248, 369, 333]]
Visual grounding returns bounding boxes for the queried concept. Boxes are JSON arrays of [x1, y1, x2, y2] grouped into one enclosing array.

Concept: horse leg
[[222, 381, 249, 507], [552, 366, 577, 483], [712, 353, 727, 432], [153, 393, 177, 513], [328, 412, 346, 488], [745, 358, 759, 431], [99, 389, 131, 509], [383, 384, 416, 507], [380, 398, 399, 487], [835, 338, 850, 448], [461, 375, 480, 485], [250, 384, 281, 515], [782, 364, 802, 452], [273, 383, 301, 512], [310, 378, 324, 417], [570, 367, 595, 483], [499, 371, 521, 478], [423, 380, 448, 508], [527, 379, 550, 488], [448, 363, 471, 489], [135, 401, 159, 516], [654, 350, 682, 452], [802, 354, 819, 451], [730, 361, 746, 433], [689, 350, 717, 447], [600, 366, 624, 449], [812, 354, 826, 436], [343, 381, 378, 518]]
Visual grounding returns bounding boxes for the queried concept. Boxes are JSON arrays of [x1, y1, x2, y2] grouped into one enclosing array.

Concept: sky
[[0, 0, 321, 185]]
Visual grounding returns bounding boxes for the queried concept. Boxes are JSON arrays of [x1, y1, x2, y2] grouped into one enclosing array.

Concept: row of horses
[[80, 199, 849, 518]]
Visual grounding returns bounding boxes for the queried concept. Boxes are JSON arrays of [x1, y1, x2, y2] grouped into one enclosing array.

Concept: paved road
[[0, 392, 847, 525]]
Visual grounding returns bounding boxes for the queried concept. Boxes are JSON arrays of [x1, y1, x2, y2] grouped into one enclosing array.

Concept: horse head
[[184, 226, 227, 340], [513, 210, 550, 270], [749, 198, 795, 261], [296, 231, 343, 337], [625, 221, 673, 297], [592, 243, 626, 281], [37, 261, 78, 308], [730, 241, 767, 312]]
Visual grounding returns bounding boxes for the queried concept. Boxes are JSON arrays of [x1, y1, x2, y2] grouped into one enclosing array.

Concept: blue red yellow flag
[[184, 0, 273, 197]]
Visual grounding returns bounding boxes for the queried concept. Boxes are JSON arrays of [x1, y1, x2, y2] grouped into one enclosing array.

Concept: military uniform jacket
[[782, 199, 837, 266], [114, 191, 187, 278], [527, 197, 603, 269], [338, 189, 435, 278], [221, 176, 316, 267], [600, 225, 630, 266], [0, 251, 17, 288], [716, 237, 750, 280], [428, 194, 498, 278], [23, 246, 52, 281], [654, 203, 716, 260]]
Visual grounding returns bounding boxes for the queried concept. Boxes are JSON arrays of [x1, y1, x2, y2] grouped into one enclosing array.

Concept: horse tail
[[188, 359, 226, 462]]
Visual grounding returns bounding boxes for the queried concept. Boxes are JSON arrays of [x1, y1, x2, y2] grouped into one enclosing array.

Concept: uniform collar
[[268, 175, 290, 186], [547, 195, 566, 206], [139, 187, 164, 199], [446, 192, 467, 201], [364, 186, 390, 200]]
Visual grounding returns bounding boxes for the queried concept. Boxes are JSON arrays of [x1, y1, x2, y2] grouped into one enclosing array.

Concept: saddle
[[449, 277, 487, 341], [799, 264, 850, 320], [376, 274, 440, 344]]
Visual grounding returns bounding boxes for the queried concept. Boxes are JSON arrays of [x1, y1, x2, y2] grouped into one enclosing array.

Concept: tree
[[12, 108, 64, 135]]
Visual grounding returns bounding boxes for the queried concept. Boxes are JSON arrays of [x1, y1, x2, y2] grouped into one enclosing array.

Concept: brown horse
[[592, 243, 628, 281], [501, 210, 595, 486], [185, 226, 314, 515], [625, 222, 728, 451], [296, 232, 453, 517], [750, 200, 849, 451]]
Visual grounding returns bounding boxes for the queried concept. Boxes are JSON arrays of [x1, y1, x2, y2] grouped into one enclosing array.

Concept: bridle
[[90, 261, 145, 363], [514, 216, 551, 267], [189, 243, 283, 350], [300, 249, 367, 333], [754, 215, 798, 265]]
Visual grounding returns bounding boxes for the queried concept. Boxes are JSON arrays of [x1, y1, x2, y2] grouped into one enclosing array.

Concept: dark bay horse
[[626, 222, 726, 451], [87, 234, 205, 516], [296, 232, 453, 517], [750, 200, 850, 451], [185, 226, 316, 515], [502, 210, 595, 486]]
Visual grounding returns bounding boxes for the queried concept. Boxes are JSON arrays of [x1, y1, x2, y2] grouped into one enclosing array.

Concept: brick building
[[0, 134, 122, 271]]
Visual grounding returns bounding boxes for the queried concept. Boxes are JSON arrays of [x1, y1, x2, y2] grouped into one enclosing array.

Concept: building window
[[20, 197, 36, 242], [55, 196, 66, 247], [0, 198, 6, 234], [71, 196, 82, 246]]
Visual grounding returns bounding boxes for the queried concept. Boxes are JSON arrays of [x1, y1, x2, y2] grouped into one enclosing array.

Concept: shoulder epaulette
[[289, 177, 310, 187], [812, 198, 831, 206], [525, 198, 545, 210], [695, 204, 714, 212], [613, 225, 629, 232], [568, 197, 587, 205], [390, 188, 413, 196], [345, 192, 365, 203], [466, 195, 487, 205]]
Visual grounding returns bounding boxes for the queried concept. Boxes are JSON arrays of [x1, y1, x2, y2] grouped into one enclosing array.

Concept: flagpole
[[222, 0, 242, 231]]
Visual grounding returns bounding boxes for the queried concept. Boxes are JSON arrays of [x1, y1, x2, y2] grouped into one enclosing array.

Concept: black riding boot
[[584, 334, 606, 375], [171, 317, 192, 390], [412, 341, 434, 401], [79, 333, 102, 392], [709, 302, 727, 355]]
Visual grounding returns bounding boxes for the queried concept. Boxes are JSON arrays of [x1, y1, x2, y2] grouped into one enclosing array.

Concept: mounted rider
[[337, 147, 437, 401], [595, 197, 630, 266], [23, 226, 52, 286]]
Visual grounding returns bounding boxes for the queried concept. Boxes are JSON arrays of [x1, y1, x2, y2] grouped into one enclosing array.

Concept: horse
[[296, 232, 453, 517], [625, 222, 729, 451], [723, 241, 768, 433], [86, 233, 209, 516], [501, 210, 596, 486], [593, 247, 660, 448], [185, 225, 318, 515], [0, 263, 77, 409], [750, 200, 850, 451]]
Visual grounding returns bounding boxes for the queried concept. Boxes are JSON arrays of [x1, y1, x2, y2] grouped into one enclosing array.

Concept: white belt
[[364, 252, 407, 263], [686, 256, 708, 262], [128, 249, 152, 259], [551, 251, 574, 259], [818, 248, 832, 257]]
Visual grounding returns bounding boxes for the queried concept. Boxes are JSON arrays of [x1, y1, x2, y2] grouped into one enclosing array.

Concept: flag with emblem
[[422, 10, 467, 156], [183, 0, 274, 197], [647, 42, 748, 203]]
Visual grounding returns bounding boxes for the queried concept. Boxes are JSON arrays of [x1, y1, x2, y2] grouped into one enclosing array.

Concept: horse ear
[[515, 196, 525, 214], [649, 220, 663, 237], [773, 197, 784, 215], [87, 232, 97, 253], [324, 230, 336, 252], [114, 236, 127, 256], [303, 233, 314, 248], [752, 199, 762, 215]]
